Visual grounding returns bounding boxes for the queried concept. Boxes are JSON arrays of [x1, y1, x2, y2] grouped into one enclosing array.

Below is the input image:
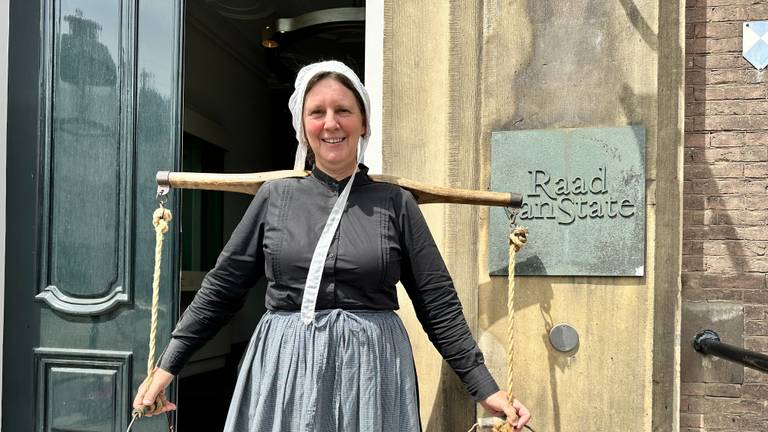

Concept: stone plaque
[[490, 126, 645, 276]]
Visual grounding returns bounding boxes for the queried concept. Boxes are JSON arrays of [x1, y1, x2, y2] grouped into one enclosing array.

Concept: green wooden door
[[5, 0, 183, 430]]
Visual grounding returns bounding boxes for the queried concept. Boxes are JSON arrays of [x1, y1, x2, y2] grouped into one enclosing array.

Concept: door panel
[[5, 0, 183, 430], [35, 348, 132, 432], [36, 0, 136, 314]]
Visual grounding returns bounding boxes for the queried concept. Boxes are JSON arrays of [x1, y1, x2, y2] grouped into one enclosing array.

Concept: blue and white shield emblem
[[743, 21, 768, 70]]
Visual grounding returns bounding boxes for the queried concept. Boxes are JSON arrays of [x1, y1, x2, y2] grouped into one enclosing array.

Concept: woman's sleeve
[[159, 182, 270, 375], [397, 190, 500, 402]]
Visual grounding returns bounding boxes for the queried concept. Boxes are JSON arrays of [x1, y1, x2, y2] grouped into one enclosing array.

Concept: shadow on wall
[[617, 0, 658, 52], [424, 277, 558, 431], [472, 276, 558, 432], [686, 10, 758, 299], [681, 1, 762, 391]]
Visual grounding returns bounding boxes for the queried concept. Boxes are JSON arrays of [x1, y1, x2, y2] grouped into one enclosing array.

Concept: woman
[[133, 61, 531, 431]]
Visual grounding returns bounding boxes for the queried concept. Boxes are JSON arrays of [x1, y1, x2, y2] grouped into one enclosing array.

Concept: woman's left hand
[[480, 391, 531, 431]]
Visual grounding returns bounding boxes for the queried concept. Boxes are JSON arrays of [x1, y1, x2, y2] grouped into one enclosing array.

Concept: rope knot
[[509, 226, 528, 252], [492, 423, 517, 432], [152, 207, 173, 234]]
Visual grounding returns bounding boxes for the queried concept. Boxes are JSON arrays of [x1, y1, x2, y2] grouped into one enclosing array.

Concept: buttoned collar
[[311, 163, 373, 191]]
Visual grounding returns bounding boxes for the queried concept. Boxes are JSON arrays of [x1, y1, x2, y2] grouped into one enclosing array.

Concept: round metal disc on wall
[[549, 323, 579, 352]]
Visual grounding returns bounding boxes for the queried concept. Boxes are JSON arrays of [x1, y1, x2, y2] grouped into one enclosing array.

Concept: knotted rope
[[127, 205, 172, 431], [468, 224, 529, 432], [148, 207, 172, 382], [492, 226, 528, 432]]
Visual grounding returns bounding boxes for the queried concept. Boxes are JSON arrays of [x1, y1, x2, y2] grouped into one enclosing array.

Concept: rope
[[491, 226, 528, 432], [505, 226, 527, 400], [149, 206, 171, 380], [128, 205, 172, 431]]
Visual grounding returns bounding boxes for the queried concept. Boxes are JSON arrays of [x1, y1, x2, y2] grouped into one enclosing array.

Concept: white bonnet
[[288, 60, 371, 170]]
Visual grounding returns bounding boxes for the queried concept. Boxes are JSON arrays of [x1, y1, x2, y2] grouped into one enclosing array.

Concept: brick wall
[[683, 1, 768, 431]]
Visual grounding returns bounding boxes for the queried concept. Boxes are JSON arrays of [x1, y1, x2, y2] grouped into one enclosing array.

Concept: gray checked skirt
[[223, 309, 422, 431]]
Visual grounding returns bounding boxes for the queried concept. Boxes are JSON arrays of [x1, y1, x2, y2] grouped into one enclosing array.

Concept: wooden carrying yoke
[[156, 170, 523, 208]]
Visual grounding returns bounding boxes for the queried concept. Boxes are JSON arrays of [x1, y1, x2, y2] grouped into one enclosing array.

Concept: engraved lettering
[[554, 178, 569, 195], [607, 197, 619, 218], [589, 201, 602, 217], [590, 166, 607, 194], [557, 197, 576, 225], [531, 170, 555, 199], [619, 199, 636, 217], [577, 199, 590, 219], [539, 201, 556, 219], [523, 166, 637, 225], [519, 201, 532, 219], [571, 176, 586, 194]]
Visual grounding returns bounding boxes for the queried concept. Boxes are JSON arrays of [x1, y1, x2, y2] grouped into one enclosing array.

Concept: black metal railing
[[693, 329, 768, 373]]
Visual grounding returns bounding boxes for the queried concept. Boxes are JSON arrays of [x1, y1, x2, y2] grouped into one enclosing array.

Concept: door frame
[[364, 1, 383, 175], [0, 0, 10, 424]]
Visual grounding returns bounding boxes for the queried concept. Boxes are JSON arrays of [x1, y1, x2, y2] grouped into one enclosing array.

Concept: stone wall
[[384, 1, 686, 430], [682, 1, 768, 430]]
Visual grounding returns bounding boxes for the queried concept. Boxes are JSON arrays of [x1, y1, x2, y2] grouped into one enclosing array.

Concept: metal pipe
[[693, 329, 768, 373]]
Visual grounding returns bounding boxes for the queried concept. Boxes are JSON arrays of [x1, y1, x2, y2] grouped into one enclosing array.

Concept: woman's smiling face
[[303, 77, 366, 179]]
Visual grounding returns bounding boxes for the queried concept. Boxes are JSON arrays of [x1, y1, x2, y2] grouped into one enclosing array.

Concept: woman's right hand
[[132, 367, 177, 417], [480, 391, 531, 431]]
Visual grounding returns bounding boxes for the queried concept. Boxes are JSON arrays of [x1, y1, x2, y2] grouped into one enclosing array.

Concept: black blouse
[[159, 165, 499, 401]]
